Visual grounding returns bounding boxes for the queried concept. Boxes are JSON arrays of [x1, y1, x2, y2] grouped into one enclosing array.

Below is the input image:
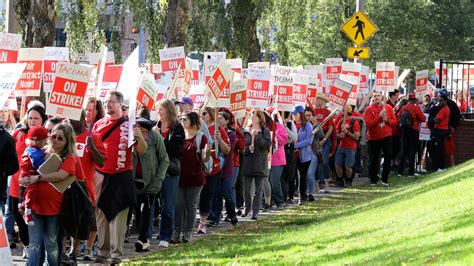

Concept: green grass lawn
[[131, 160, 474, 265]]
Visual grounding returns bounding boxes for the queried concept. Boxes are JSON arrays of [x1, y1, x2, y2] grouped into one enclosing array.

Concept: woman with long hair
[[24, 123, 80, 265], [154, 99, 184, 248], [85, 97, 105, 129], [197, 107, 230, 233], [241, 109, 272, 220], [173, 112, 210, 243], [269, 110, 288, 208]]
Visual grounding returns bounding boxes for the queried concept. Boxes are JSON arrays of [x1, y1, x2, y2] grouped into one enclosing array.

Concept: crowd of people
[[0, 87, 462, 265]]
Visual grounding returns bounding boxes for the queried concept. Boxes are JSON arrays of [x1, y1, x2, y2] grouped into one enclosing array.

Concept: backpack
[[61, 180, 93, 240], [399, 109, 413, 128], [447, 99, 461, 129], [195, 131, 212, 174]]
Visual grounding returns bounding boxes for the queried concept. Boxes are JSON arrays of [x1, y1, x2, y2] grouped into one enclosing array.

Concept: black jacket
[[157, 121, 184, 175], [0, 126, 18, 202], [241, 127, 272, 178]]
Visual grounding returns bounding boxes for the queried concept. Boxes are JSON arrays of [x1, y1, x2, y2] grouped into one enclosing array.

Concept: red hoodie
[[363, 102, 396, 141]]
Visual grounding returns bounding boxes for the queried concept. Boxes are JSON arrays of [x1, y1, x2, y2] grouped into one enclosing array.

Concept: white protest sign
[[340, 62, 361, 106], [0, 64, 27, 109], [291, 73, 308, 107], [416, 69, 429, 92], [15, 48, 44, 97], [230, 78, 247, 119], [325, 58, 343, 84], [189, 83, 206, 111], [204, 52, 226, 83], [0, 32, 21, 63], [359, 65, 370, 93], [419, 114, 430, 140], [375, 62, 396, 92], [328, 78, 352, 111], [204, 59, 233, 107], [43, 47, 70, 92], [137, 73, 159, 111], [117, 48, 140, 100], [247, 68, 271, 110], [47, 62, 93, 120], [248, 62, 270, 69], [97, 65, 123, 101], [271, 65, 293, 112]]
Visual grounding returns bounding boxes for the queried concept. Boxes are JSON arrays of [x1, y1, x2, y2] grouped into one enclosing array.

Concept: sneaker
[[135, 240, 145, 252], [262, 204, 271, 212], [370, 182, 377, 186], [170, 231, 181, 244], [308, 194, 315, 202], [142, 241, 151, 252], [345, 179, 353, 187], [380, 181, 389, 186], [241, 211, 249, 218], [276, 204, 284, 209], [207, 220, 220, 227], [436, 168, 446, 173], [413, 173, 421, 176], [224, 215, 231, 222], [230, 217, 238, 226], [197, 223, 206, 234], [107, 257, 122, 265], [420, 168, 428, 173], [324, 188, 331, 194], [236, 209, 242, 216], [83, 248, 93, 261], [251, 215, 258, 220], [182, 232, 192, 243], [94, 255, 108, 263], [286, 199, 294, 205], [158, 241, 169, 248], [397, 174, 402, 177]]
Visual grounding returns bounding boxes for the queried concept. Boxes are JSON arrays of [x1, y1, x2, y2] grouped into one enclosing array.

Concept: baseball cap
[[291, 105, 305, 115], [28, 126, 49, 141], [408, 93, 417, 100], [136, 117, 154, 130], [174, 96, 194, 106], [437, 89, 448, 97]]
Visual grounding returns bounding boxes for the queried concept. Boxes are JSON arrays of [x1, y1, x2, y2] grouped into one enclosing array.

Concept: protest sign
[[359, 65, 370, 93], [47, 62, 93, 120], [159, 46, 185, 72], [375, 62, 396, 92], [271, 65, 293, 112], [325, 58, 343, 84], [3, 92, 17, 110], [204, 52, 226, 83], [0, 32, 21, 63], [340, 62, 361, 106], [0, 214, 13, 265], [155, 83, 168, 103], [204, 59, 232, 107], [43, 47, 70, 93], [218, 58, 243, 107], [328, 78, 352, 111], [97, 65, 123, 101], [189, 59, 200, 86], [419, 114, 430, 141], [88, 51, 115, 65], [15, 48, 44, 97], [230, 78, 247, 119], [117, 48, 140, 100], [189, 83, 205, 111], [416, 70, 429, 91], [247, 68, 271, 110], [292, 74, 308, 107], [0, 64, 27, 109], [137, 73, 159, 111], [89, 44, 108, 99]]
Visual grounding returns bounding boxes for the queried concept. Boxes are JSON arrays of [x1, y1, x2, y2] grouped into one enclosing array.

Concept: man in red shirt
[[92, 91, 147, 264], [397, 93, 426, 177], [430, 94, 450, 172], [363, 91, 397, 186], [335, 105, 360, 186]]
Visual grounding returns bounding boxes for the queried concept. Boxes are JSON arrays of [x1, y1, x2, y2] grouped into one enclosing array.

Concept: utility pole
[[354, 0, 365, 64]]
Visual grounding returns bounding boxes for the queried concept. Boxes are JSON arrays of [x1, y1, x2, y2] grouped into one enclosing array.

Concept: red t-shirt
[[75, 130, 106, 206], [363, 103, 397, 141], [207, 125, 230, 176], [92, 115, 133, 174], [336, 117, 360, 150], [31, 156, 78, 216], [179, 134, 208, 187], [314, 108, 334, 132], [435, 105, 450, 130], [10, 129, 28, 198]]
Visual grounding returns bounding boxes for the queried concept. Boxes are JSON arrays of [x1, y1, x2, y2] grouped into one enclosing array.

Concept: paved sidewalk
[[11, 176, 368, 265]]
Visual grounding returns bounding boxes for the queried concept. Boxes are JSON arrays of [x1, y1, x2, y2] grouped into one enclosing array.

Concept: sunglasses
[[51, 134, 65, 142]]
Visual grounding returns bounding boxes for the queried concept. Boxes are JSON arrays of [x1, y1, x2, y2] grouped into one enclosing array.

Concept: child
[[19, 126, 48, 225]]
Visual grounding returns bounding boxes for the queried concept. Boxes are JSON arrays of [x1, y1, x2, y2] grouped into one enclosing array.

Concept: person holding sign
[[23, 124, 80, 266], [397, 93, 426, 177], [313, 94, 334, 192], [363, 91, 397, 186], [92, 91, 147, 263], [335, 105, 360, 186]]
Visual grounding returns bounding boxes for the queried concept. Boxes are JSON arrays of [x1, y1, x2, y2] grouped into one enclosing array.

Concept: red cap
[[28, 126, 49, 141], [408, 93, 417, 100]]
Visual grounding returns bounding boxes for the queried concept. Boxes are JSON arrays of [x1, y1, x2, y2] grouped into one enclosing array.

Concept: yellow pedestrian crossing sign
[[348, 47, 370, 59], [342, 11, 378, 46]]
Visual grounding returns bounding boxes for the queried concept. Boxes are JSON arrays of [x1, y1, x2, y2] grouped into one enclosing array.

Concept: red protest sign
[[292, 74, 308, 107], [325, 58, 343, 83], [375, 62, 396, 91], [43, 47, 70, 93], [204, 52, 226, 84], [246, 68, 270, 110], [219, 58, 242, 107], [15, 48, 44, 97], [360, 66, 370, 93], [204, 59, 232, 107], [0, 33, 21, 64], [47, 62, 93, 120], [328, 78, 352, 111], [137, 74, 159, 110], [159, 47, 185, 72], [230, 79, 247, 119], [416, 70, 428, 91], [340, 62, 361, 106], [272, 66, 293, 112], [189, 84, 205, 111], [97, 65, 123, 101]]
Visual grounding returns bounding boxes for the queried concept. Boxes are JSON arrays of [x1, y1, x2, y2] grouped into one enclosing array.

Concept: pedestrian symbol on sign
[[353, 16, 365, 40]]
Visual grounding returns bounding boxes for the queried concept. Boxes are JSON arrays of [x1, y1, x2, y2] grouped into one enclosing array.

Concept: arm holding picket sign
[[133, 125, 148, 155]]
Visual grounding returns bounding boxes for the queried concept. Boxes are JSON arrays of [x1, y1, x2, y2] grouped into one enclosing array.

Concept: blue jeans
[[232, 167, 239, 204], [28, 214, 60, 266], [4, 182, 15, 240], [159, 175, 179, 242], [209, 177, 237, 221], [269, 165, 285, 205], [307, 154, 319, 193], [316, 138, 332, 185], [147, 196, 156, 240]]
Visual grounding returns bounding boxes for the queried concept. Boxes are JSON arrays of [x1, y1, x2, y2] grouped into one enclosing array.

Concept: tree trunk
[[231, 0, 263, 64], [163, 0, 192, 48], [14, 0, 56, 47]]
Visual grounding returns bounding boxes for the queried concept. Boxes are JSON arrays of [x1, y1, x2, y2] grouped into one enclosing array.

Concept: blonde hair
[[48, 123, 76, 158], [159, 99, 178, 129]]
